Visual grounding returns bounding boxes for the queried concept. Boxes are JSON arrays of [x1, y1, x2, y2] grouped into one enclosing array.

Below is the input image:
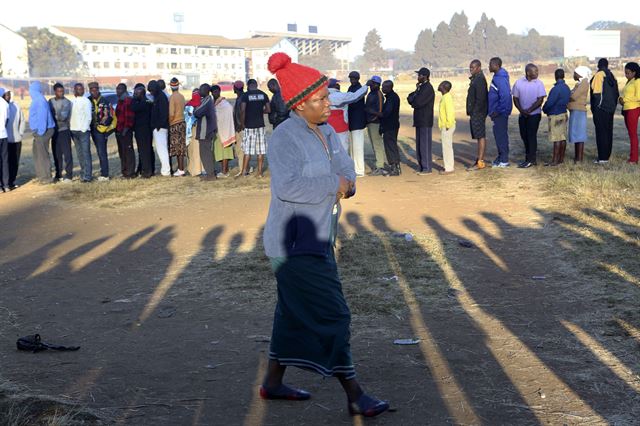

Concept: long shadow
[[424, 210, 640, 423]]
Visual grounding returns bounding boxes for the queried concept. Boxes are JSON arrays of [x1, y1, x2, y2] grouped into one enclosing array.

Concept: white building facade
[[238, 37, 299, 83], [0, 24, 30, 78]]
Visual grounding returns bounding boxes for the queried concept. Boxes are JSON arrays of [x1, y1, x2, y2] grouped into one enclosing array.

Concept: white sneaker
[[173, 170, 186, 177], [97, 176, 110, 182], [217, 172, 230, 178], [61, 178, 72, 184]]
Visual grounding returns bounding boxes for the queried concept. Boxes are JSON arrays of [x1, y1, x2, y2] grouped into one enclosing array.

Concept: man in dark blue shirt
[[380, 80, 401, 176], [364, 76, 388, 175], [542, 68, 572, 166]]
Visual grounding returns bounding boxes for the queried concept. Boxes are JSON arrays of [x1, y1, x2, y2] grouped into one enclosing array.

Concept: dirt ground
[[1, 118, 639, 425]]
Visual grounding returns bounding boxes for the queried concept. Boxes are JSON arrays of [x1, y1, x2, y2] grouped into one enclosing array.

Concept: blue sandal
[[259, 384, 311, 401], [348, 393, 389, 417]]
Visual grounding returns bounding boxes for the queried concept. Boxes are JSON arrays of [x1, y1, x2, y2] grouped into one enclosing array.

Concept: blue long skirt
[[268, 252, 356, 379], [569, 110, 588, 143]]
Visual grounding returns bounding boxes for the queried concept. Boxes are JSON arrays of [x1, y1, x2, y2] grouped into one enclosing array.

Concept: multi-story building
[[50, 26, 248, 87], [0, 24, 30, 78]]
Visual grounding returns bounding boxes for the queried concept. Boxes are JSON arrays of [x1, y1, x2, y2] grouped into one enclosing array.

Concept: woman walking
[[620, 62, 640, 164], [568, 66, 591, 163], [261, 52, 389, 418]]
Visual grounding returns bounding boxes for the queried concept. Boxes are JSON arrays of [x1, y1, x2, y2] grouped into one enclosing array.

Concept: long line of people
[[0, 57, 638, 192]]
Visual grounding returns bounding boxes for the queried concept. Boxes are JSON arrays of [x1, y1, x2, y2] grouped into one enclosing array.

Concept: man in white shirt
[[0, 88, 9, 192], [327, 78, 368, 155], [70, 83, 93, 182]]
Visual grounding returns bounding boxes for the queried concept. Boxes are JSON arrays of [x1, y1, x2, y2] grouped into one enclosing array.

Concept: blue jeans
[[71, 130, 92, 181], [492, 114, 510, 163], [91, 129, 109, 177]]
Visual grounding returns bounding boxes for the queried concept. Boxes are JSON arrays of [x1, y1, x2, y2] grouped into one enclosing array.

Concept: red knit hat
[[267, 52, 328, 110]]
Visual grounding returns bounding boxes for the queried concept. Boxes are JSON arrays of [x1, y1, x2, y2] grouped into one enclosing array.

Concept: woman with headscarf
[[185, 90, 203, 176], [260, 53, 389, 418], [28, 81, 56, 183], [567, 66, 591, 163], [619, 62, 640, 164]]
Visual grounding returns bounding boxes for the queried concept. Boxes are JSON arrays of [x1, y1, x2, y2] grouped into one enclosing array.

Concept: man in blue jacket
[[488, 57, 513, 167], [542, 69, 571, 166]]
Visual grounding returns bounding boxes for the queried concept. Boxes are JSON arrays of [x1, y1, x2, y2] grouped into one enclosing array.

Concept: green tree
[[414, 29, 435, 67], [19, 27, 81, 77], [432, 21, 454, 67], [299, 43, 340, 73], [363, 28, 387, 70], [449, 11, 472, 66]]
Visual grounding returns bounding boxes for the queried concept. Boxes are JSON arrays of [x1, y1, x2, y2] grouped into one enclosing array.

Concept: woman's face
[[297, 86, 331, 124], [625, 68, 636, 81]]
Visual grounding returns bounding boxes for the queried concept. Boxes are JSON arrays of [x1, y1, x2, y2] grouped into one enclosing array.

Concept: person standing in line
[[437, 81, 456, 174], [268, 78, 289, 129], [185, 89, 203, 177], [232, 81, 245, 172], [590, 58, 619, 164], [115, 83, 136, 178], [88, 82, 114, 181], [327, 78, 368, 154], [131, 83, 154, 178], [149, 80, 171, 176], [29, 81, 56, 183], [364, 76, 388, 175], [619, 62, 640, 164], [262, 52, 389, 418], [211, 84, 236, 178], [380, 80, 401, 176], [408, 67, 435, 175], [49, 83, 74, 182], [512, 63, 546, 168], [3, 90, 26, 190], [542, 69, 571, 166], [488, 57, 513, 168], [466, 59, 489, 171], [169, 78, 187, 176], [70, 83, 93, 182], [239, 79, 271, 178], [347, 71, 368, 177], [567, 66, 592, 163], [193, 83, 217, 181], [0, 88, 9, 192]]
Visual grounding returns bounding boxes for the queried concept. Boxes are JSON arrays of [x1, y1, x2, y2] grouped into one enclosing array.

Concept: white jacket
[[70, 96, 92, 132], [0, 98, 8, 139], [7, 102, 26, 142]]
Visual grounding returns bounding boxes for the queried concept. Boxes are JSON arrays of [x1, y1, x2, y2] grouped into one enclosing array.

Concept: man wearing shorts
[[466, 59, 488, 170], [239, 79, 271, 178]]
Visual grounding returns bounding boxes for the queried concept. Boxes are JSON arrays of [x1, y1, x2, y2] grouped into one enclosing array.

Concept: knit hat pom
[[268, 53, 292, 74]]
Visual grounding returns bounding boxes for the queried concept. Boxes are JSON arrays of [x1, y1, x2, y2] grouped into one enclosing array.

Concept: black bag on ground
[[17, 334, 80, 353]]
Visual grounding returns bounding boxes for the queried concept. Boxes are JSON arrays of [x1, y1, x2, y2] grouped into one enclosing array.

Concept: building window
[[133, 62, 139, 69], [216, 49, 220, 56], [171, 63, 177, 69], [142, 63, 147, 69], [185, 63, 192, 69], [157, 63, 165, 69], [217, 64, 221, 69], [232, 64, 235, 69], [115, 62, 121, 69], [124, 62, 130, 69], [103, 62, 110, 68], [224, 50, 228, 56], [142, 47, 146, 53], [209, 49, 213, 56], [93, 62, 101, 68], [113, 46, 119, 53], [156, 47, 163, 54], [92, 45, 99, 52], [171, 47, 177, 54], [224, 63, 229, 69], [123, 47, 129, 53], [184, 48, 191, 55]]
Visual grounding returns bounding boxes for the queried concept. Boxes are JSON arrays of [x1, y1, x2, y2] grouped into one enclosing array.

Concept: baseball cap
[[369, 75, 382, 84], [348, 71, 360, 79], [328, 78, 341, 88], [415, 67, 430, 77]]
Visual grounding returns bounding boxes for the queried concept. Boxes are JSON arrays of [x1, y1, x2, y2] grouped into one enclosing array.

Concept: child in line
[[438, 81, 456, 174]]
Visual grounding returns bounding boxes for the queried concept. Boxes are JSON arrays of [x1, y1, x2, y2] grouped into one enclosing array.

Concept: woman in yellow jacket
[[620, 62, 640, 164], [438, 81, 456, 174]]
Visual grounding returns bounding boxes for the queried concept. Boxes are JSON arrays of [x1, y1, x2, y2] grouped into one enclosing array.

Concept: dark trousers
[[52, 129, 73, 179], [116, 131, 136, 178], [415, 126, 432, 172], [8, 142, 21, 187], [135, 129, 154, 178], [593, 109, 614, 161], [518, 114, 541, 163], [0, 138, 8, 189], [91, 128, 109, 177], [383, 128, 400, 165], [492, 114, 510, 163], [199, 134, 216, 176]]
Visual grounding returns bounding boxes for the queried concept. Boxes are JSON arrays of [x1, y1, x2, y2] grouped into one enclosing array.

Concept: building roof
[[252, 31, 351, 43], [52, 26, 242, 48], [233, 37, 286, 49]]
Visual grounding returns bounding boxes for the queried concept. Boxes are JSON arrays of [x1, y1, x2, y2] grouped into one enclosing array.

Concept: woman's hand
[[336, 175, 351, 201]]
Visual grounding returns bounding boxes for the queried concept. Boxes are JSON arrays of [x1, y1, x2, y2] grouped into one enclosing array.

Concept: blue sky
[[8, 0, 636, 53]]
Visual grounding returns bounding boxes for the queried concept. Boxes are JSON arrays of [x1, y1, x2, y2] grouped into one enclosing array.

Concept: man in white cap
[[327, 78, 368, 154]]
